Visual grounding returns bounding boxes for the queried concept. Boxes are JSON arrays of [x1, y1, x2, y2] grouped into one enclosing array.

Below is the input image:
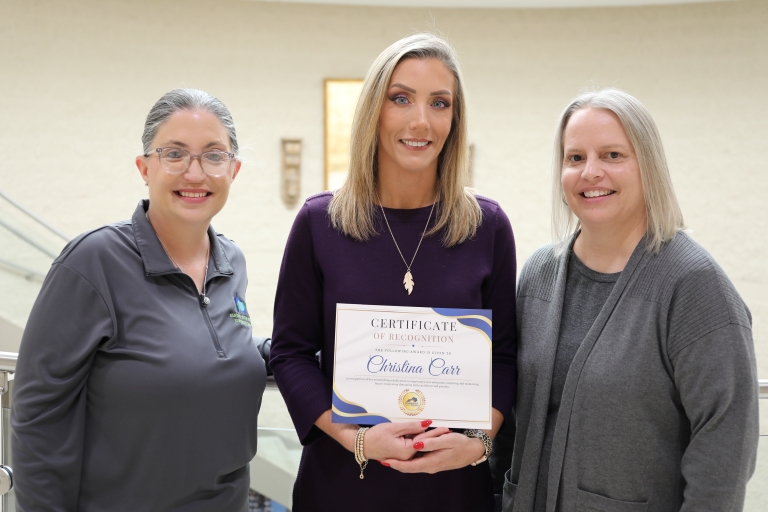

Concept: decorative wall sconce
[[281, 139, 302, 209]]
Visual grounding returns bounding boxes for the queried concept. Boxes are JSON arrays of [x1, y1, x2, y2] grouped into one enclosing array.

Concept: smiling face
[[561, 107, 647, 236], [136, 108, 240, 228], [376, 57, 454, 179]]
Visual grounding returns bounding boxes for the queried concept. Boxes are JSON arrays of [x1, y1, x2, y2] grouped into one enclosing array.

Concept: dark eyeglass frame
[[144, 147, 237, 177]]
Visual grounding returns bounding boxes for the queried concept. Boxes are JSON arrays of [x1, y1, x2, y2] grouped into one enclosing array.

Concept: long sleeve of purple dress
[[270, 192, 517, 512]]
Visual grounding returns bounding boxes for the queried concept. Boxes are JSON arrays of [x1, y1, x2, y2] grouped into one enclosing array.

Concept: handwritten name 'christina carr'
[[371, 318, 457, 331], [366, 355, 461, 376]]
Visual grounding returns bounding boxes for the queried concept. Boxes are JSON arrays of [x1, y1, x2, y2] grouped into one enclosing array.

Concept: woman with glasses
[[11, 88, 266, 512], [502, 89, 758, 511], [270, 33, 517, 512]]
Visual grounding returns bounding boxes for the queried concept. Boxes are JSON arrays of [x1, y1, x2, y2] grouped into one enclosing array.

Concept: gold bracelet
[[354, 427, 370, 479]]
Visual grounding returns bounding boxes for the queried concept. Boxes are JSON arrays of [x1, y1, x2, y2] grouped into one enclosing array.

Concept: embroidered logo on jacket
[[230, 294, 252, 327]]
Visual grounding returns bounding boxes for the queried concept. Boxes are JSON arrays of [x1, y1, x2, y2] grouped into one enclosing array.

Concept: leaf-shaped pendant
[[403, 270, 414, 295]]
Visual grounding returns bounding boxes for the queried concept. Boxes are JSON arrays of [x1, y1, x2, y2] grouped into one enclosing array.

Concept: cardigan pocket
[[501, 469, 518, 511], [576, 488, 648, 512]]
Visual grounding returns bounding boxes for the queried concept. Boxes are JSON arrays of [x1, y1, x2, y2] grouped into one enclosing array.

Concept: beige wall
[[0, 0, 766, 376]]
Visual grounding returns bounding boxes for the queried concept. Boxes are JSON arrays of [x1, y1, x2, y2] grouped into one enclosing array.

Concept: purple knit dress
[[271, 192, 517, 512]]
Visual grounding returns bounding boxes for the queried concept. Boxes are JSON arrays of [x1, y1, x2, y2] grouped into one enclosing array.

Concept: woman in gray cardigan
[[502, 89, 758, 512]]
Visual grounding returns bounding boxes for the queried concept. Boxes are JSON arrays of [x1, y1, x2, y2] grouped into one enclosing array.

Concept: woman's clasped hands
[[364, 421, 486, 474]]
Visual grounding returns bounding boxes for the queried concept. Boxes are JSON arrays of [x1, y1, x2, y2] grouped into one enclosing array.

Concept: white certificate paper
[[332, 303, 492, 429]]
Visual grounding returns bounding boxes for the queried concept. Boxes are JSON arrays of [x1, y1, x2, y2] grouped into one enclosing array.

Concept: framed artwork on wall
[[324, 79, 364, 191]]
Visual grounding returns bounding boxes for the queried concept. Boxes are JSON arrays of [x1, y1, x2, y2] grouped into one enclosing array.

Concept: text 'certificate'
[[332, 304, 492, 429]]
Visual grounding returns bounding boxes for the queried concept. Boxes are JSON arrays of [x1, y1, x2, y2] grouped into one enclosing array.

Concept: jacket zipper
[[199, 294, 226, 358], [180, 274, 226, 358]]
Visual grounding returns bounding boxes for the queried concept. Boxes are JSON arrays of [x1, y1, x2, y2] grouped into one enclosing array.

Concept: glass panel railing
[[745, 384, 767, 511], [251, 380, 301, 510], [0, 191, 68, 343], [745, 436, 767, 510]]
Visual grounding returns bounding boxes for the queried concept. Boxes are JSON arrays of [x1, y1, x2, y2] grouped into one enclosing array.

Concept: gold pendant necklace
[[375, 192, 437, 295]]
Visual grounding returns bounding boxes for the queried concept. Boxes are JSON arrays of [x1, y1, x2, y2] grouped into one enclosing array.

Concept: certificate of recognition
[[332, 304, 492, 429]]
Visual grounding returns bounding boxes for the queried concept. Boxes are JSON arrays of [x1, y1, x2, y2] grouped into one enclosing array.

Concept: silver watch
[[464, 429, 493, 466]]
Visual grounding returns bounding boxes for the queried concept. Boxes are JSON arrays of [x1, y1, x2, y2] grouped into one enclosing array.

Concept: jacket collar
[[131, 199, 234, 278]]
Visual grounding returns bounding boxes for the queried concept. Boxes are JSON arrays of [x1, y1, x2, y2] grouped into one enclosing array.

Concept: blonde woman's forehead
[[389, 59, 454, 90], [564, 108, 632, 148]]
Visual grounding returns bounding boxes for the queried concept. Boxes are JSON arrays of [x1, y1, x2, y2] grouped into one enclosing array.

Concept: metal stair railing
[[0, 191, 69, 243], [0, 190, 70, 285], [0, 352, 16, 512]]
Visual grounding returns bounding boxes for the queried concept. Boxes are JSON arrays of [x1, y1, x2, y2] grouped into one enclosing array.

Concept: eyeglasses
[[145, 147, 236, 177]]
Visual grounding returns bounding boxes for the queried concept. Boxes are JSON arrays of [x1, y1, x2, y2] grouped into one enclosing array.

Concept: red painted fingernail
[[413, 441, 424, 450], [421, 420, 432, 427], [379, 461, 390, 467]]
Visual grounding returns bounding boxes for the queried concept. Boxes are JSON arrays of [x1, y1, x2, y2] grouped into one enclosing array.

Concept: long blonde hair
[[328, 33, 481, 247], [552, 88, 685, 253]]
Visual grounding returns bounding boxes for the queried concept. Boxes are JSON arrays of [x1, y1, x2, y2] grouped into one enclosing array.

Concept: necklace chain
[[375, 191, 437, 295], [146, 212, 210, 304]]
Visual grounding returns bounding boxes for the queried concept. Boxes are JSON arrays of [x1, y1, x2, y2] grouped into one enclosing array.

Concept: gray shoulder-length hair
[[141, 88, 239, 155], [327, 32, 481, 247], [552, 88, 685, 253]]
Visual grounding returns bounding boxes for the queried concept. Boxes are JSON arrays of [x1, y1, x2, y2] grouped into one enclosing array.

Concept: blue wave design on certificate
[[332, 387, 391, 425], [432, 308, 492, 346]]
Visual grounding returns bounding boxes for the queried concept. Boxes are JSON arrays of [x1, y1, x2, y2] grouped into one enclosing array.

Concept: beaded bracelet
[[354, 427, 370, 479]]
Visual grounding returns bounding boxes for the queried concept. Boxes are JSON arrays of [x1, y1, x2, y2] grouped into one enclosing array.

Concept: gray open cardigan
[[503, 232, 759, 512]]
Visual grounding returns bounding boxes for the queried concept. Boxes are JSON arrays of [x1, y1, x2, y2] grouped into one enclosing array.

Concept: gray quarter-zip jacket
[[504, 232, 758, 512], [11, 200, 266, 511]]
